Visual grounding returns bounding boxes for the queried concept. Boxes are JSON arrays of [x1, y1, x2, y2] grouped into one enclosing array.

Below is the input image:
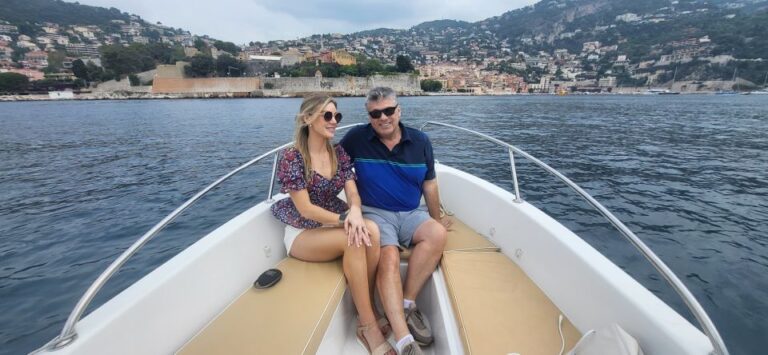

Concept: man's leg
[[403, 219, 447, 302], [377, 245, 409, 340]]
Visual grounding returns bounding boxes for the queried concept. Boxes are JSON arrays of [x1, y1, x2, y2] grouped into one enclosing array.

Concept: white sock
[[404, 299, 415, 309], [396, 334, 415, 352]]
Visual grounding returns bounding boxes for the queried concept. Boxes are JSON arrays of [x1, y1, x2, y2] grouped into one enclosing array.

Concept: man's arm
[[423, 178, 452, 228], [422, 179, 441, 220]]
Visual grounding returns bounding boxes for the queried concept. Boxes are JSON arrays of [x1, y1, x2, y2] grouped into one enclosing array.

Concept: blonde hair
[[293, 93, 338, 182]]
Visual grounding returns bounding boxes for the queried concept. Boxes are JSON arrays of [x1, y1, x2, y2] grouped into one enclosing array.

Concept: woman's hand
[[344, 206, 371, 247]]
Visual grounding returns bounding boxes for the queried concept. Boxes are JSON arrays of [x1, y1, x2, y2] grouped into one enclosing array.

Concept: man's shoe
[[405, 304, 433, 346], [400, 340, 424, 355]]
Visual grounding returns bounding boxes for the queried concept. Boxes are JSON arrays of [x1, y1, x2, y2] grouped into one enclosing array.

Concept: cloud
[[71, 0, 537, 43]]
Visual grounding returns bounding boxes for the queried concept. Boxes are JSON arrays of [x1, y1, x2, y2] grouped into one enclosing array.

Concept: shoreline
[[0, 90, 751, 102]]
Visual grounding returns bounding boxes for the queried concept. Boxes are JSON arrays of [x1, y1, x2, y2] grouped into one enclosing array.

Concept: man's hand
[[438, 216, 453, 230]]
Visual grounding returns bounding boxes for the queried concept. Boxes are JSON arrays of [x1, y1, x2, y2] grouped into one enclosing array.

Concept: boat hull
[[40, 164, 713, 354]]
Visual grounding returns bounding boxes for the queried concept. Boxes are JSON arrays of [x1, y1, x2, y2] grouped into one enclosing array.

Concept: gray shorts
[[362, 205, 431, 249]]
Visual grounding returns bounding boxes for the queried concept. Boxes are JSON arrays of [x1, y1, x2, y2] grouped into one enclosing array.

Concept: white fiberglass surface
[[42, 163, 710, 355], [433, 164, 711, 355]]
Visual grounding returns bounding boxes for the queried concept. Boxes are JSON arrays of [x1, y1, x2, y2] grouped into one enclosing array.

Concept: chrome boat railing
[[40, 121, 727, 355], [419, 121, 728, 355], [37, 124, 364, 352]]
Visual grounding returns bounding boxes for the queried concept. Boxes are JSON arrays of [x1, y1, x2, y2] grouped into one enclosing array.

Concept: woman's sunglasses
[[368, 105, 398, 119], [321, 111, 342, 123]]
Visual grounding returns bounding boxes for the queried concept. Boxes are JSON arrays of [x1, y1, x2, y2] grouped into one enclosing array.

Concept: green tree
[[46, 50, 67, 72], [0, 72, 30, 93], [215, 54, 246, 76], [186, 54, 214, 77], [214, 41, 241, 55], [420, 79, 442, 92], [194, 38, 207, 52], [72, 59, 88, 80], [86, 61, 105, 81], [128, 74, 140, 86], [395, 55, 415, 73]]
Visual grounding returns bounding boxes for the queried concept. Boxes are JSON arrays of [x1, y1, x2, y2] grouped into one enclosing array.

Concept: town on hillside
[[1, 0, 767, 98]]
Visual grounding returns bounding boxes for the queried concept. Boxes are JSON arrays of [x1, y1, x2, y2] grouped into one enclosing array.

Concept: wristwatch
[[338, 210, 349, 226]]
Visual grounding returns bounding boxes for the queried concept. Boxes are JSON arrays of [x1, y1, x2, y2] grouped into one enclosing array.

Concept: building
[[332, 50, 356, 66], [0, 46, 13, 62], [598, 76, 617, 88], [66, 43, 101, 57], [184, 47, 199, 58], [280, 49, 303, 67], [0, 24, 18, 34], [3, 68, 45, 80], [24, 51, 49, 68], [616, 13, 641, 22], [246, 55, 281, 75], [582, 41, 601, 53]]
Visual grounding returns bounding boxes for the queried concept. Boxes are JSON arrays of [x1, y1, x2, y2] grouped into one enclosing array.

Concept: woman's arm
[[344, 180, 371, 247]]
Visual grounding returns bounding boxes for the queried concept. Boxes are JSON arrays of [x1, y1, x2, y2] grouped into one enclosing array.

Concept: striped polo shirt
[[340, 123, 435, 212]]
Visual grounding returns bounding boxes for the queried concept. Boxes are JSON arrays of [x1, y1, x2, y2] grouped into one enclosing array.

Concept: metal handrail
[[39, 124, 364, 351], [419, 121, 728, 355]]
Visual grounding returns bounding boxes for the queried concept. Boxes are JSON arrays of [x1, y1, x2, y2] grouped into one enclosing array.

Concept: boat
[[717, 68, 741, 95], [652, 66, 681, 95], [32, 122, 729, 355], [48, 90, 75, 100], [644, 88, 679, 95], [749, 73, 768, 94]]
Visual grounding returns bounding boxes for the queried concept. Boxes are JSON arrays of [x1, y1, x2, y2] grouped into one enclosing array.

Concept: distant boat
[[664, 66, 681, 94], [750, 73, 768, 94], [645, 88, 679, 95], [718, 68, 740, 95], [48, 90, 75, 100]]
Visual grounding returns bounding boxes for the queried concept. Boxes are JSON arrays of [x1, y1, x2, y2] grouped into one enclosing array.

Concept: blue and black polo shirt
[[340, 123, 435, 212]]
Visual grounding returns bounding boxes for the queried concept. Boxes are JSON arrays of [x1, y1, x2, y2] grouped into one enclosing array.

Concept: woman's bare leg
[[290, 226, 391, 353]]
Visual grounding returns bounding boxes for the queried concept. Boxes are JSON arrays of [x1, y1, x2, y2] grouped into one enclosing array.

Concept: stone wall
[[113, 73, 423, 97], [155, 62, 187, 79], [152, 77, 261, 94], [93, 69, 155, 93], [262, 74, 421, 96]]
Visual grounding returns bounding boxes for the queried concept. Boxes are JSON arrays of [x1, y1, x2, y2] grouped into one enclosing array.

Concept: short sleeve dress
[[270, 144, 356, 228]]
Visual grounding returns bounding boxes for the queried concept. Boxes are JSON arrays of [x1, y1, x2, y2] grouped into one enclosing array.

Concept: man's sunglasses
[[368, 105, 398, 119], [321, 111, 342, 123]]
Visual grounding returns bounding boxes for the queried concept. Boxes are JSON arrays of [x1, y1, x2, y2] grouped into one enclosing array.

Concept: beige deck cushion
[[441, 251, 581, 355], [178, 258, 345, 355], [400, 218, 499, 259]]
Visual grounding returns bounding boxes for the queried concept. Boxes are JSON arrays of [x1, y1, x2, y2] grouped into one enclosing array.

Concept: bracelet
[[338, 210, 349, 226]]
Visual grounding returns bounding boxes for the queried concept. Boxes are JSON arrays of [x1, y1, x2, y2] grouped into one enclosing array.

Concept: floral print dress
[[270, 145, 356, 229]]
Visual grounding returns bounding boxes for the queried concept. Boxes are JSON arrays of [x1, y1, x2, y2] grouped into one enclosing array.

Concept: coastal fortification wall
[[93, 69, 156, 93], [152, 77, 261, 94], [147, 74, 419, 96], [155, 62, 187, 79], [262, 74, 421, 96]]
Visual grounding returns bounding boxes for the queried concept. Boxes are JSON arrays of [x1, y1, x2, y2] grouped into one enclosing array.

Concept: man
[[341, 87, 449, 355]]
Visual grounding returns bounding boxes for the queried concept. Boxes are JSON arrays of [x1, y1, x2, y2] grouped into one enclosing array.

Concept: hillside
[[0, 0, 131, 28], [293, 0, 768, 84]]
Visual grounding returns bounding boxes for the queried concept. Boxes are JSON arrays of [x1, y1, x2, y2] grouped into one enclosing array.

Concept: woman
[[270, 94, 395, 355]]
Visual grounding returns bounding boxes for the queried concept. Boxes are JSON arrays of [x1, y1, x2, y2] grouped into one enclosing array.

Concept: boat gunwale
[[37, 121, 727, 355]]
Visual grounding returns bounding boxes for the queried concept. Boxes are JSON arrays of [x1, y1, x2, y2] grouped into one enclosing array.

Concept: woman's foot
[[357, 321, 396, 355]]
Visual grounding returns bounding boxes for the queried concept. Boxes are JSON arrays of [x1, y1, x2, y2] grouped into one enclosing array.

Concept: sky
[[70, 0, 538, 44]]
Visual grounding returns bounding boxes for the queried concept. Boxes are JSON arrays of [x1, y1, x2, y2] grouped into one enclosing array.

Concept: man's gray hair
[[366, 87, 397, 106]]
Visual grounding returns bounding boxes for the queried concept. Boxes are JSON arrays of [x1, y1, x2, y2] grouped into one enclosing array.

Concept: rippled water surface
[[1, 96, 766, 354]]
